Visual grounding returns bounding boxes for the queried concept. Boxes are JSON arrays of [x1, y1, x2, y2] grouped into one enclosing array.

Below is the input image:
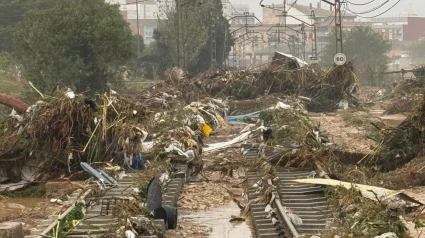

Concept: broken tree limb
[[0, 93, 29, 113], [298, 96, 312, 102]]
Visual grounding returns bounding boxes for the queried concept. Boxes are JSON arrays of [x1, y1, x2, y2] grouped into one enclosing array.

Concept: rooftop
[[265, 3, 355, 18]]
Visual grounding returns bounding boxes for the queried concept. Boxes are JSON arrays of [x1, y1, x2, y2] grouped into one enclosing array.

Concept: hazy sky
[[230, 0, 424, 21]]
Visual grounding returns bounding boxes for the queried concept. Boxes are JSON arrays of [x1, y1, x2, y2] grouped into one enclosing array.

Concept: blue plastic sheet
[[227, 111, 261, 122]]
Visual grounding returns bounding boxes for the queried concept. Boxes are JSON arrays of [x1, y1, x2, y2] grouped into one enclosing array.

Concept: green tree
[[128, 34, 145, 77], [0, 0, 51, 53], [190, 13, 234, 74], [140, 30, 173, 79], [14, 0, 135, 93], [156, 0, 233, 74], [410, 40, 425, 65], [322, 26, 390, 85]]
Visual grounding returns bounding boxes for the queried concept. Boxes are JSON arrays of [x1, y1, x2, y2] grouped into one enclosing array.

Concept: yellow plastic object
[[202, 123, 212, 137]]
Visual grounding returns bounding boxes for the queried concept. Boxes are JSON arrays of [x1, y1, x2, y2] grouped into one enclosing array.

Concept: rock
[[0, 222, 24, 238]]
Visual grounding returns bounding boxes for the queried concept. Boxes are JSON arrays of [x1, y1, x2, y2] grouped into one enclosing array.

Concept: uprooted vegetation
[[0, 62, 362, 182], [364, 94, 425, 172], [324, 186, 409, 238], [0, 91, 153, 180]]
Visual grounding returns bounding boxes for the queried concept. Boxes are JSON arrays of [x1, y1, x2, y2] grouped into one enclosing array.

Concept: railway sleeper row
[[245, 147, 332, 238], [27, 164, 190, 238]]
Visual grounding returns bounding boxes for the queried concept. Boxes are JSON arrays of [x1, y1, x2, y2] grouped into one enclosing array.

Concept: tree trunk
[[0, 93, 30, 113]]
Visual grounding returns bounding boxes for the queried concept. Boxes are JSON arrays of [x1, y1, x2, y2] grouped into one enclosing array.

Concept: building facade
[[370, 17, 425, 42], [105, 0, 173, 45], [106, 0, 232, 45]]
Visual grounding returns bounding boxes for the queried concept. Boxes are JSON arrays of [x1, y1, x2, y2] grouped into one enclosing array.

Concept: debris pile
[[369, 94, 425, 171], [135, 64, 359, 113], [0, 83, 233, 186], [0, 90, 152, 180]]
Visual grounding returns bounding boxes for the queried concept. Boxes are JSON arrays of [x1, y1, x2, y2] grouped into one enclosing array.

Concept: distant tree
[[322, 26, 391, 85], [156, 0, 233, 74], [190, 13, 234, 75], [140, 30, 173, 79], [128, 34, 145, 77], [14, 0, 135, 93], [410, 40, 425, 65]]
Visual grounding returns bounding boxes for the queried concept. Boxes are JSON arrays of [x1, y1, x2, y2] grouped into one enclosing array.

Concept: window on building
[[127, 10, 137, 20], [145, 5, 152, 19], [145, 4, 158, 19], [144, 25, 156, 44]]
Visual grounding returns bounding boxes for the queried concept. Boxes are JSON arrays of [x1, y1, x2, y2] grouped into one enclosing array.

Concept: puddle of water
[[180, 202, 253, 238], [0, 197, 46, 219]]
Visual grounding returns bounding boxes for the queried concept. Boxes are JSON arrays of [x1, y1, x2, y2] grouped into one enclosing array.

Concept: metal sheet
[[81, 162, 114, 185], [293, 178, 422, 206]]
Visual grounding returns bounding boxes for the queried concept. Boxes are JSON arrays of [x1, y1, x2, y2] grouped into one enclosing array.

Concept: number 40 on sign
[[334, 53, 346, 66]]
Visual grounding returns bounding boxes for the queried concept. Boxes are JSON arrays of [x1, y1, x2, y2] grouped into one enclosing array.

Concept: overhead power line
[[286, 0, 298, 12], [346, 0, 375, 6], [346, 0, 401, 18], [346, 0, 390, 14]]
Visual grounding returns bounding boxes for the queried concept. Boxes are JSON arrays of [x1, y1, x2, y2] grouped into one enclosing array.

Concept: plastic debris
[[202, 123, 212, 137], [374, 232, 397, 238], [66, 88, 75, 99], [159, 173, 170, 184]]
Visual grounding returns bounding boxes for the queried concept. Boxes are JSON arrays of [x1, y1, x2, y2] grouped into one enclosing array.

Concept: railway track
[[245, 146, 333, 237], [27, 164, 189, 238]]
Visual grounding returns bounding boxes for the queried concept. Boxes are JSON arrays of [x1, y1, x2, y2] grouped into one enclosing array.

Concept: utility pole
[[283, 0, 287, 27], [335, 0, 343, 54], [311, 10, 318, 59], [301, 23, 306, 60], [251, 36, 257, 65], [176, 0, 181, 68], [180, 1, 186, 70], [222, 20, 227, 67], [321, 0, 344, 55], [289, 35, 295, 55], [136, 0, 140, 57], [211, 17, 217, 67], [296, 33, 300, 58]]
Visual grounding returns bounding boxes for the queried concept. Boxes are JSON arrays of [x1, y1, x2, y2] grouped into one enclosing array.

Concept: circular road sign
[[334, 53, 346, 66]]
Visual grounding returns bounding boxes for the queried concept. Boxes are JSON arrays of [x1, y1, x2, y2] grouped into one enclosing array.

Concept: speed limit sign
[[334, 53, 346, 65]]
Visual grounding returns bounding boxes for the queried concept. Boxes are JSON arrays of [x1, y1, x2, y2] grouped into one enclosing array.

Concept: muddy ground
[[165, 125, 252, 238]]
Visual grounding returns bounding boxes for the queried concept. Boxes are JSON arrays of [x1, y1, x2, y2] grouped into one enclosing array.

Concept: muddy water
[[0, 197, 46, 219], [180, 202, 253, 238]]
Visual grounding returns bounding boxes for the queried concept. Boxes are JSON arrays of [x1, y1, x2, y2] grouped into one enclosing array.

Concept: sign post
[[310, 56, 318, 64], [334, 53, 346, 66]]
